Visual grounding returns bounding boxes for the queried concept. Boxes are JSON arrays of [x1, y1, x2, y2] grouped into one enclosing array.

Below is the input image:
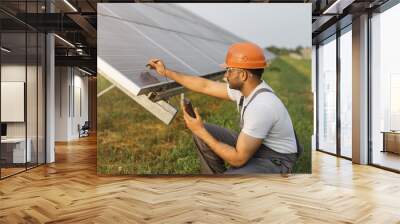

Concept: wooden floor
[[1, 167, 26, 178], [1, 135, 400, 223]]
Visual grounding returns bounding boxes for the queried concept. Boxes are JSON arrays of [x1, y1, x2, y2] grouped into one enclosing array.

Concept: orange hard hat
[[221, 42, 267, 69]]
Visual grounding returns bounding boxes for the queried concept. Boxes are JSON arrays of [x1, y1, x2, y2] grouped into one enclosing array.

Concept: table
[[381, 131, 400, 154], [1, 138, 31, 164]]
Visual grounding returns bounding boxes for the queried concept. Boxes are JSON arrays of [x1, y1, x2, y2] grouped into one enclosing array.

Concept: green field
[[97, 55, 312, 174]]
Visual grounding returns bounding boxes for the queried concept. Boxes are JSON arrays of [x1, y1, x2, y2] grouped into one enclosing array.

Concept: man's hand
[[147, 58, 167, 77], [179, 99, 263, 168], [181, 101, 205, 136]]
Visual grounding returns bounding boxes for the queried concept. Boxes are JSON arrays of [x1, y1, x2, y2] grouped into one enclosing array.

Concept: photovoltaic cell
[[97, 4, 158, 27]]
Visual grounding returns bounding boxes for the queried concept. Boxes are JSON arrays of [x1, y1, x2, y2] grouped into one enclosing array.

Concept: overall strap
[[239, 88, 273, 128]]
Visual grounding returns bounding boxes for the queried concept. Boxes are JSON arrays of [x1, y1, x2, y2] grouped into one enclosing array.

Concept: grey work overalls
[[192, 88, 301, 174]]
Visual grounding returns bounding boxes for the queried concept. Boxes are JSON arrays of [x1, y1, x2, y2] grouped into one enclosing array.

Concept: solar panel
[[97, 3, 275, 124], [98, 3, 246, 96]]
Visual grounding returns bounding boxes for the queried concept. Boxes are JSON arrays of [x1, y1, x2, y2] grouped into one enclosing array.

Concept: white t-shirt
[[226, 81, 297, 154]]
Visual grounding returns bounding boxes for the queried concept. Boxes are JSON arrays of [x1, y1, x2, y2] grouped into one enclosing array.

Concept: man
[[148, 42, 300, 174]]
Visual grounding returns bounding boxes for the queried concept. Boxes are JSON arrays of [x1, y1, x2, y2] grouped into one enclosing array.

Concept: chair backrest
[[82, 121, 90, 129]]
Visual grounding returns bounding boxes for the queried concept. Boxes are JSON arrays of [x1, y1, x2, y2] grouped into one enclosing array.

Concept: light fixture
[[54, 34, 75, 48], [1, 47, 11, 53], [76, 48, 86, 56], [78, 67, 93, 76], [63, 0, 78, 12], [322, 0, 355, 15]]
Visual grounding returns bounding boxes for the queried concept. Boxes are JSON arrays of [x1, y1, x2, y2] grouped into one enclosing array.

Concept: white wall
[[55, 67, 89, 141], [1, 63, 46, 164], [72, 72, 89, 138], [55, 66, 69, 141], [1, 65, 35, 138], [1, 65, 25, 129]]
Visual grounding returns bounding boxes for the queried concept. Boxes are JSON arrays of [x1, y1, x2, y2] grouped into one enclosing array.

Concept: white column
[[312, 45, 317, 151], [45, 1, 55, 163], [352, 14, 369, 164], [46, 33, 55, 163]]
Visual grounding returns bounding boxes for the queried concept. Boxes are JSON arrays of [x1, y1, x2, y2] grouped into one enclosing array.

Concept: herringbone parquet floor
[[1, 135, 400, 223]]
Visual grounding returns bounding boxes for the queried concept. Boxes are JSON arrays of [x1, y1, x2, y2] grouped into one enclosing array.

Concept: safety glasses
[[226, 67, 245, 75]]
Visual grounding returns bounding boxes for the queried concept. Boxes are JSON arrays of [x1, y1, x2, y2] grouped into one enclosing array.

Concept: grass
[[97, 55, 312, 174]]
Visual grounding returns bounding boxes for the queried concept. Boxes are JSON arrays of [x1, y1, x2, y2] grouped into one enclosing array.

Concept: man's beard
[[228, 78, 243, 90]]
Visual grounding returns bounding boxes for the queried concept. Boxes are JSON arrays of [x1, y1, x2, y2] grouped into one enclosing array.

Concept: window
[[317, 35, 337, 154], [0, 2, 46, 179], [390, 74, 400, 130], [370, 3, 400, 171], [339, 27, 352, 158]]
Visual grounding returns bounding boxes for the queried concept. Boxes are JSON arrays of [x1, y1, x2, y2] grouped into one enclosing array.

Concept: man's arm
[[183, 107, 263, 167], [197, 129, 263, 167], [148, 59, 230, 100]]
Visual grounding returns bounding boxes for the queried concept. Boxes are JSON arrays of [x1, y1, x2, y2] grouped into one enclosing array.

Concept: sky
[[177, 3, 311, 49]]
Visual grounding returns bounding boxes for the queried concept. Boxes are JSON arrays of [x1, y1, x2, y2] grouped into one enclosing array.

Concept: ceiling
[[0, 0, 394, 73], [311, 0, 391, 44]]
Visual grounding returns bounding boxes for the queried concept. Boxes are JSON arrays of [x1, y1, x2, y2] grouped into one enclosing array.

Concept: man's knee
[[203, 123, 219, 136], [192, 123, 219, 146], [202, 123, 238, 146], [192, 133, 212, 154]]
